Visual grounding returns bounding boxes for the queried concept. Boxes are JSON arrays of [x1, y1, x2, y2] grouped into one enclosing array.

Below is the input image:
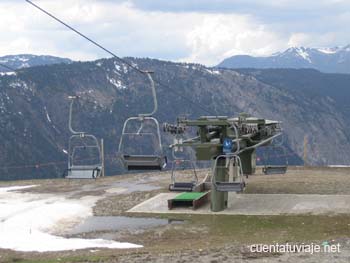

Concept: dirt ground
[[1, 166, 350, 262]]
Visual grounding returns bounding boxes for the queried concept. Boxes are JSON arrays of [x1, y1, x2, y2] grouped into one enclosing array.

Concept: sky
[[1, 0, 350, 66]]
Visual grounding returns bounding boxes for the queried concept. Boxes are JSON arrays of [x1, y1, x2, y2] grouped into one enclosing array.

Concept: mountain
[[218, 45, 350, 74], [1, 57, 350, 180], [0, 54, 72, 73]]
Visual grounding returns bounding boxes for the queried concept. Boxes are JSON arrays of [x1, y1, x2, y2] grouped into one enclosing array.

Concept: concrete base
[[128, 193, 350, 215]]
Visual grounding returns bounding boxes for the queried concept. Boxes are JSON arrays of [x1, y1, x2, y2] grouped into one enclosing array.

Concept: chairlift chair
[[262, 143, 288, 175], [66, 96, 103, 179], [212, 154, 245, 192], [118, 71, 167, 171], [212, 124, 245, 192], [169, 137, 198, 192]]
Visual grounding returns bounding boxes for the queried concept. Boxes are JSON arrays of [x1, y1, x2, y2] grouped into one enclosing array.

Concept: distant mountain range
[[218, 45, 350, 74], [0, 54, 72, 73]]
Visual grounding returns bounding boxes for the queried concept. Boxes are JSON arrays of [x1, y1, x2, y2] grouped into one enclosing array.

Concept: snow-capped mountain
[[218, 45, 350, 73], [0, 54, 72, 73]]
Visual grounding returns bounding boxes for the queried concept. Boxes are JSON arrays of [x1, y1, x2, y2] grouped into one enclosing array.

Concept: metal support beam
[[211, 157, 228, 212]]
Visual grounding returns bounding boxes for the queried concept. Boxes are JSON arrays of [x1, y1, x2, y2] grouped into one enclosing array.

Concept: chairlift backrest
[[169, 135, 198, 192], [118, 71, 166, 171], [66, 97, 103, 179], [261, 142, 288, 175]]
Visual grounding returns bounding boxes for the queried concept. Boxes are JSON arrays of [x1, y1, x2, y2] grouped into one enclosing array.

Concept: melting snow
[[0, 72, 16, 76], [0, 185, 142, 252], [114, 62, 121, 71], [107, 75, 125, 89], [44, 106, 52, 123], [18, 57, 29, 62], [122, 65, 128, 74], [205, 68, 221, 75], [295, 48, 312, 63], [317, 48, 338, 54]]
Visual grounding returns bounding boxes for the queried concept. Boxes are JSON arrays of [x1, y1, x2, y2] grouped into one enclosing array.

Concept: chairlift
[[212, 124, 245, 192], [118, 71, 167, 171], [261, 137, 288, 175], [66, 96, 103, 179], [169, 137, 198, 192], [212, 154, 245, 192]]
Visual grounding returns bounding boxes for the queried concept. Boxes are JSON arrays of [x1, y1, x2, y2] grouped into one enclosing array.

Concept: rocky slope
[[1, 57, 349, 179]]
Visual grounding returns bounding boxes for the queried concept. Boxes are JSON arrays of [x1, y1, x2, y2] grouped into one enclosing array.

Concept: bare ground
[[1, 166, 350, 262]]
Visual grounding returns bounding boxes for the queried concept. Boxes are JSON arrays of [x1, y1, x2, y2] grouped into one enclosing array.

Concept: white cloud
[[184, 15, 285, 65], [0, 0, 350, 65], [288, 33, 311, 47]]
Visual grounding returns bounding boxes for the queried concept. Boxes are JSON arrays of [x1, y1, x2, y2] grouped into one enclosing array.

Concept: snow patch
[[317, 48, 338, 54], [0, 185, 142, 252], [18, 57, 29, 62], [114, 61, 121, 71], [122, 65, 128, 74], [295, 48, 312, 63], [0, 72, 16, 76], [0, 185, 38, 192], [44, 106, 52, 123], [107, 75, 126, 89], [205, 68, 221, 75], [19, 62, 30, 68]]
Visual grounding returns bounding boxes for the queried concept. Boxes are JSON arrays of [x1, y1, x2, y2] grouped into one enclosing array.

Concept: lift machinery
[[166, 114, 285, 212]]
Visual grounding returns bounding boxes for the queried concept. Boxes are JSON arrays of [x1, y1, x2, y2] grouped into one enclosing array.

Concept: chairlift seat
[[169, 182, 196, 192], [66, 166, 101, 179], [215, 182, 245, 192], [263, 165, 287, 175], [122, 155, 166, 171]]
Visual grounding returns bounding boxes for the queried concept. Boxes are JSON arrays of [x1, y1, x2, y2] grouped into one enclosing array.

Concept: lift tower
[[167, 114, 283, 212]]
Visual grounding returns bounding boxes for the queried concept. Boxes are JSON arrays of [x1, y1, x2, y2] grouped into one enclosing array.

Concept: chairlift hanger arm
[[138, 71, 158, 118], [237, 132, 282, 154], [68, 96, 85, 135]]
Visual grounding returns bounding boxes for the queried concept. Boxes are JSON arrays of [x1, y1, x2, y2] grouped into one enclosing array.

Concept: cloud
[[0, 0, 350, 65], [183, 15, 285, 65]]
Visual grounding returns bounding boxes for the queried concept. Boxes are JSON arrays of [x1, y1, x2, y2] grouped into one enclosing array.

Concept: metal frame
[[211, 124, 245, 192], [118, 71, 167, 170], [169, 137, 198, 191], [66, 96, 103, 179], [211, 154, 245, 192], [262, 144, 288, 175]]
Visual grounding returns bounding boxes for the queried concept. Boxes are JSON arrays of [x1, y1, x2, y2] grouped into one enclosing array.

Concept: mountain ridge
[[0, 54, 72, 73], [0, 56, 349, 179], [218, 45, 350, 73]]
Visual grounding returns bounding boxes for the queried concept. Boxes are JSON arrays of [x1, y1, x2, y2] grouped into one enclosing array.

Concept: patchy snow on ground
[[204, 68, 221, 75], [0, 185, 142, 252], [0, 72, 16, 76], [106, 75, 126, 89]]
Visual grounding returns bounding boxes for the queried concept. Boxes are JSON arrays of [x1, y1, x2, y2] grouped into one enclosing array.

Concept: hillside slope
[[0, 58, 349, 179], [0, 54, 72, 73]]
